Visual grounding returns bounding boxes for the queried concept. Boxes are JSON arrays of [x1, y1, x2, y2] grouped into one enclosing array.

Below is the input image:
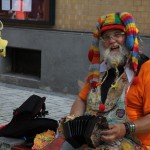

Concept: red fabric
[[99, 104, 105, 111], [0, 124, 7, 129], [132, 76, 139, 85], [91, 81, 97, 89], [100, 24, 125, 34], [11, 145, 31, 150], [88, 50, 94, 62], [48, 137, 65, 150]]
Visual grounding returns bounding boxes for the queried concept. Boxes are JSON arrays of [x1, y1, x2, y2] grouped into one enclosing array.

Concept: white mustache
[[102, 45, 129, 68]]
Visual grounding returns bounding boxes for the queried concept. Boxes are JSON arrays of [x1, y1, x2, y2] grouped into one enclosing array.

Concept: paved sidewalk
[[0, 82, 75, 125]]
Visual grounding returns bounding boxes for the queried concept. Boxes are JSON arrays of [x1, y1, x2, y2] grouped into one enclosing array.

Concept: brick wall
[[55, 0, 150, 35]]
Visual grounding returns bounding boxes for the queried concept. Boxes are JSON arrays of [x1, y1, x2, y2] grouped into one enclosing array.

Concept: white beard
[[102, 45, 130, 68]]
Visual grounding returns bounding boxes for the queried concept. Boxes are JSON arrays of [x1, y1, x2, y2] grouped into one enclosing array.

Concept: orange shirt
[[79, 60, 150, 146], [126, 60, 150, 146]]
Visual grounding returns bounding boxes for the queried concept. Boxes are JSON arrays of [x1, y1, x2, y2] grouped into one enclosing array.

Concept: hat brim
[[100, 24, 125, 34]]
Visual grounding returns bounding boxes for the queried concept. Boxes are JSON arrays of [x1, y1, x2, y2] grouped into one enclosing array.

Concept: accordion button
[[99, 104, 105, 111]]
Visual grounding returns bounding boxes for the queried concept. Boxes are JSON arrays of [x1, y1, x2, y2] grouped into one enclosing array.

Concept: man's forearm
[[134, 113, 150, 134], [70, 96, 86, 116]]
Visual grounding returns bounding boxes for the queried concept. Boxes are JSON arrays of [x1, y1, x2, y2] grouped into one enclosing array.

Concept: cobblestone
[[0, 83, 75, 125]]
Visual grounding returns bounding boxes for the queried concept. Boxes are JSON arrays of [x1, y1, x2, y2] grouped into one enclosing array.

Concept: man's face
[[101, 29, 129, 68]]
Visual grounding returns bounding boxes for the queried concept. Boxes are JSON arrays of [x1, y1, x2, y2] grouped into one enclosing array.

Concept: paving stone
[[0, 83, 75, 125]]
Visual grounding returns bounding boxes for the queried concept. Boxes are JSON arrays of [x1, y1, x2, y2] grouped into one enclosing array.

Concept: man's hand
[[100, 123, 126, 143]]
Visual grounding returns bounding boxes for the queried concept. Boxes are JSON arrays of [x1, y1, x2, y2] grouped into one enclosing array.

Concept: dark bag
[[0, 95, 58, 138], [12, 94, 48, 122]]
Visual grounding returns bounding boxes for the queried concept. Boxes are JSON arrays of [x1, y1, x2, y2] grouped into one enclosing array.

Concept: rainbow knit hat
[[87, 12, 139, 88]]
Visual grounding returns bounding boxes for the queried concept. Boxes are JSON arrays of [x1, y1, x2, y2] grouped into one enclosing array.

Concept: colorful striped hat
[[87, 12, 139, 88]]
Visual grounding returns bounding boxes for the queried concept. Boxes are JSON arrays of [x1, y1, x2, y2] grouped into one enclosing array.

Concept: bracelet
[[123, 122, 135, 137]]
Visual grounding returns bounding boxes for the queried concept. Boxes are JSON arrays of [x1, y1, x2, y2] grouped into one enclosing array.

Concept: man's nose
[[108, 36, 116, 43]]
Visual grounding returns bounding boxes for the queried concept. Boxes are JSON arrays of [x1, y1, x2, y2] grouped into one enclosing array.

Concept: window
[[0, 0, 55, 27], [7, 47, 41, 78]]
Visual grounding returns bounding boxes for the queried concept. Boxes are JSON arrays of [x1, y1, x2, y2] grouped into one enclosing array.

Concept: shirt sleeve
[[140, 61, 150, 115], [126, 60, 150, 119], [79, 81, 91, 102]]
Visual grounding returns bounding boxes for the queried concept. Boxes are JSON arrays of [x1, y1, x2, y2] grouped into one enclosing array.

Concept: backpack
[[12, 94, 48, 122], [0, 94, 58, 140]]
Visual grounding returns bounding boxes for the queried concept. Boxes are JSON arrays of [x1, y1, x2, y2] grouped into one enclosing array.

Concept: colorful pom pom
[[132, 76, 139, 85], [88, 50, 94, 62], [91, 81, 98, 89], [99, 104, 105, 111]]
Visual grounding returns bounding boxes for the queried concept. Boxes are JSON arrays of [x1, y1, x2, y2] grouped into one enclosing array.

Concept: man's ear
[[0, 38, 8, 57]]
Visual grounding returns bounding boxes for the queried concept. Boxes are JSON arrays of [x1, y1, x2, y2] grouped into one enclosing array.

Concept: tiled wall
[[55, 0, 150, 35]]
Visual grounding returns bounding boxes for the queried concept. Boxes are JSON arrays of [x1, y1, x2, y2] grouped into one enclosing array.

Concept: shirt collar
[[125, 66, 134, 83], [100, 62, 134, 83]]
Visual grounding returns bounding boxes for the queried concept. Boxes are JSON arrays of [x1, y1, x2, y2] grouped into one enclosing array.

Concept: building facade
[[0, 0, 150, 95]]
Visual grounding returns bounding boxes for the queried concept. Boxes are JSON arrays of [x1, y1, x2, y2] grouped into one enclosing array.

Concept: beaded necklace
[[97, 53, 131, 90]]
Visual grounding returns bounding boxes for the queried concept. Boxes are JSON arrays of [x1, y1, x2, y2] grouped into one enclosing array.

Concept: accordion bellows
[[63, 115, 109, 148]]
